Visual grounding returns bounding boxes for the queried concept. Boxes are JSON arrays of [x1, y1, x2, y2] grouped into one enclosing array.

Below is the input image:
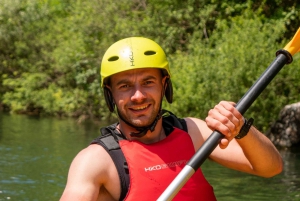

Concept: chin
[[131, 121, 149, 128]]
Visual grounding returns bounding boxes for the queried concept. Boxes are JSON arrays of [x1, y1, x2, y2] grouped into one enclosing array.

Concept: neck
[[117, 118, 165, 144]]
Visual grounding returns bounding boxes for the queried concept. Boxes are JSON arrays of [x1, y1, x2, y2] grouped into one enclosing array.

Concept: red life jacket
[[119, 127, 216, 201]]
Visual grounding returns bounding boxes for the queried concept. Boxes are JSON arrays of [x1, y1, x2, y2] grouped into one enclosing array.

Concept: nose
[[131, 86, 146, 103]]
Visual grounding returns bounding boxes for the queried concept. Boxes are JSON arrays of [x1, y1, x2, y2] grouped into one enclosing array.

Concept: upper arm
[[184, 117, 209, 151], [60, 145, 115, 201]]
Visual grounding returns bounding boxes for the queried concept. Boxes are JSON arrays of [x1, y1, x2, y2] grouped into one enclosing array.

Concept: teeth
[[133, 105, 148, 110]]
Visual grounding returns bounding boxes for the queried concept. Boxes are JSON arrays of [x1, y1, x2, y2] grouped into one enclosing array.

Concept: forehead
[[110, 68, 162, 83]]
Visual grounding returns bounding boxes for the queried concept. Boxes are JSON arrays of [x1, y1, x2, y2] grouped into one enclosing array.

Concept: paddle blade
[[284, 27, 300, 56]]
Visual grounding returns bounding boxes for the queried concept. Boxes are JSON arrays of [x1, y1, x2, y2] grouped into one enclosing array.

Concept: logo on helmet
[[129, 51, 134, 66]]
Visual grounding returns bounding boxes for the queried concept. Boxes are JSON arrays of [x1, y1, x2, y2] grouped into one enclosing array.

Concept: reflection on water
[[0, 112, 299, 200], [0, 112, 104, 201]]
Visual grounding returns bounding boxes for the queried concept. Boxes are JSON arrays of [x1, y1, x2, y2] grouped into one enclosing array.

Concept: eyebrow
[[115, 75, 158, 86]]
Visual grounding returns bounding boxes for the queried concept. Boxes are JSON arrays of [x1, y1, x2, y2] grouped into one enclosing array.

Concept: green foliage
[[0, 0, 108, 118], [0, 0, 300, 130], [164, 15, 299, 131]]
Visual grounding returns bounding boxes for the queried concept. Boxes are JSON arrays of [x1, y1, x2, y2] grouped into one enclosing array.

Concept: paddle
[[157, 27, 300, 201]]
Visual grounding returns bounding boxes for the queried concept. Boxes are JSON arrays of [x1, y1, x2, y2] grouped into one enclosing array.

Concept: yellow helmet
[[100, 37, 173, 112], [101, 37, 171, 85]]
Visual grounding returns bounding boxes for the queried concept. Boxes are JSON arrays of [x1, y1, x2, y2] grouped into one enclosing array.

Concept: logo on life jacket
[[144, 160, 187, 172]]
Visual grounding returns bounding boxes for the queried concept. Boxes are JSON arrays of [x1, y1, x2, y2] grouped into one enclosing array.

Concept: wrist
[[235, 117, 254, 139]]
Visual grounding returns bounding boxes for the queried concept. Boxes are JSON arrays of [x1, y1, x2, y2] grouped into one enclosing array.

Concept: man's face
[[109, 68, 166, 128]]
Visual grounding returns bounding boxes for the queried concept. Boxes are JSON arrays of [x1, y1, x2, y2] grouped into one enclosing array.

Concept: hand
[[205, 101, 244, 149]]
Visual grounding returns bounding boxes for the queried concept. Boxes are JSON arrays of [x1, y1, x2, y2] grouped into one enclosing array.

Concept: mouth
[[129, 104, 151, 112]]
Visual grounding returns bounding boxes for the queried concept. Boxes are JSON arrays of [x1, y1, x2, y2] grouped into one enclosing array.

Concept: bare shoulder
[[60, 144, 120, 201], [184, 117, 213, 151], [69, 145, 112, 181]]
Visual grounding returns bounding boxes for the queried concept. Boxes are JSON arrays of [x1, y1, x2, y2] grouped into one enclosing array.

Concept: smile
[[131, 104, 150, 111]]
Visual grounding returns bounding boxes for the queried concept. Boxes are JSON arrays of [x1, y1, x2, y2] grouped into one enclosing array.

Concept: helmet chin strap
[[117, 107, 163, 138]]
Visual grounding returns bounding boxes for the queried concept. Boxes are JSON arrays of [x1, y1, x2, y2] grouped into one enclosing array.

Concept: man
[[60, 37, 283, 201]]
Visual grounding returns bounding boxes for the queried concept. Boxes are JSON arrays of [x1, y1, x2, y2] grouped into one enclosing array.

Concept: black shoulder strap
[[90, 124, 129, 201], [162, 109, 188, 134]]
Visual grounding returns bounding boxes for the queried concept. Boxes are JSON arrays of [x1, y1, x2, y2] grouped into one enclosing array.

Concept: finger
[[209, 105, 238, 137], [205, 115, 232, 137], [206, 101, 245, 138], [218, 101, 244, 134], [219, 101, 243, 119], [219, 138, 229, 149]]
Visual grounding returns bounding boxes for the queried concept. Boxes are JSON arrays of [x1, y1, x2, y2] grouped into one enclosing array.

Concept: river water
[[0, 112, 299, 201]]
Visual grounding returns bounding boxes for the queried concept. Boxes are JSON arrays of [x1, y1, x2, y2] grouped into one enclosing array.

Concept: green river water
[[0, 112, 299, 201]]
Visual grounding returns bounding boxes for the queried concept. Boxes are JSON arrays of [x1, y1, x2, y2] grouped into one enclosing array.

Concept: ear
[[104, 87, 115, 112]]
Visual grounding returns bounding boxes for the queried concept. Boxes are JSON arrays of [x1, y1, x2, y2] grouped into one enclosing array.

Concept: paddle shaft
[[157, 51, 291, 201]]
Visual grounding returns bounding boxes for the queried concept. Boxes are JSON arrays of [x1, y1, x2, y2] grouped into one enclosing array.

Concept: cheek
[[116, 99, 125, 107], [112, 92, 127, 106]]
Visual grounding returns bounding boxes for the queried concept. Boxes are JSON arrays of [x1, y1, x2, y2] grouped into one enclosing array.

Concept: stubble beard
[[117, 100, 160, 129]]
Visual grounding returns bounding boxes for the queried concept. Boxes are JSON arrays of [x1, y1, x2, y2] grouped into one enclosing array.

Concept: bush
[[0, 0, 299, 130], [164, 14, 300, 131]]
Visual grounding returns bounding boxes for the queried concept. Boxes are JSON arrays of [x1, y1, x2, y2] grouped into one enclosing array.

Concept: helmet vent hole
[[144, 51, 156, 56], [108, 56, 119, 62]]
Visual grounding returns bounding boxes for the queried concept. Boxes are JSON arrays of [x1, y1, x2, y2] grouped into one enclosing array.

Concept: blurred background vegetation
[[0, 0, 299, 132]]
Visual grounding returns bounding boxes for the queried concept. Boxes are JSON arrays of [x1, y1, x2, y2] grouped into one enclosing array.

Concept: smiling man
[[60, 37, 283, 201]]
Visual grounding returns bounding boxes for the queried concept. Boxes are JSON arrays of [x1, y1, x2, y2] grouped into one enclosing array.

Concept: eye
[[119, 84, 130, 89], [144, 80, 154, 85]]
